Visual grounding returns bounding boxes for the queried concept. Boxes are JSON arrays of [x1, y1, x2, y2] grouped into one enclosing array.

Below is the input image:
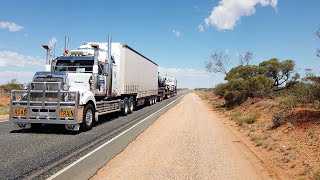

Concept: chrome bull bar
[[9, 82, 83, 125]]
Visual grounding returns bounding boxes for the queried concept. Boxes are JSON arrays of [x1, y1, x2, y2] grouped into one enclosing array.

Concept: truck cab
[[10, 39, 118, 131]]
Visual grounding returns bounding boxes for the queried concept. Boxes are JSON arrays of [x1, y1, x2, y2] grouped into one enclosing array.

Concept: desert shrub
[[272, 112, 284, 128], [250, 132, 270, 147], [231, 111, 242, 120], [233, 112, 260, 126], [222, 78, 248, 106], [0, 105, 9, 115], [221, 76, 273, 106], [0, 79, 23, 93], [237, 113, 260, 125], [213, 83, 226, 96], [209, 58, 300, 107], [276, 95, 298, 110], [246, 75, 274, 97]]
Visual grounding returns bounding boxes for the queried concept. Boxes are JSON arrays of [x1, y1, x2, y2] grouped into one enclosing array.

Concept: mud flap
[[15, 123, 31, 129], [65, 124, 80, 131]]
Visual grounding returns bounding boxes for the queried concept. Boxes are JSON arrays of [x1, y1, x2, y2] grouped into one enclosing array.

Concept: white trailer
[[9, 37, 158, 131]]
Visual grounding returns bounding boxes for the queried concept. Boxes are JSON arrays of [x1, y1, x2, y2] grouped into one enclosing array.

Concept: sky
[[0, 0, 319, 88]]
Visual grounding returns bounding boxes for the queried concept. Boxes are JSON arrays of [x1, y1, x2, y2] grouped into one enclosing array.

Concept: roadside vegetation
[[197, 32, 320, 179], [0, 79, 22, 115]]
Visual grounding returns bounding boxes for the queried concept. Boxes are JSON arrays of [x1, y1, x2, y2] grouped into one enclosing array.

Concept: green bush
[[213, 83, 226, 96]]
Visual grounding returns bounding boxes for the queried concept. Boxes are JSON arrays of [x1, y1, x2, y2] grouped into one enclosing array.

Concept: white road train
[[10, 37, 159, 131]]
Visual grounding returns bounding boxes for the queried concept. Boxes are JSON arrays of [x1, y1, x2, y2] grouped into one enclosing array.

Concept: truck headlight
[[63, 84, 69, 91], [68, 93, 76, 101], [20, 93, 28, 101]]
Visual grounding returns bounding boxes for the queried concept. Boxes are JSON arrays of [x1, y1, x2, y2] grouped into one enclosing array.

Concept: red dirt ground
[[197, 91, 320, 179]]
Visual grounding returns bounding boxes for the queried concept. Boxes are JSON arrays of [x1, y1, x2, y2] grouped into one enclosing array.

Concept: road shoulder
[[91, 93, 274, 180]]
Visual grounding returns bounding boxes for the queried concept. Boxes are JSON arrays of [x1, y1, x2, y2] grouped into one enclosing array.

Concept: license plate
[[60, 109, 74, 117], [13, 108, 27, 116]]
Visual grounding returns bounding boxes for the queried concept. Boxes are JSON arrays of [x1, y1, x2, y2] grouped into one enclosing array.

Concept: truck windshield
[[54, 60, 93, 73]]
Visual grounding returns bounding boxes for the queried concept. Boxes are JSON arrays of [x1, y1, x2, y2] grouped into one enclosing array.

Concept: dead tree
[[239, 51, 253, 66], [205, 51, 230, 75]]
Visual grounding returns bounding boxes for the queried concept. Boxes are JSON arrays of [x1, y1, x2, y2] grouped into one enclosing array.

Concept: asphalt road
[[0, 91, 188, 180]]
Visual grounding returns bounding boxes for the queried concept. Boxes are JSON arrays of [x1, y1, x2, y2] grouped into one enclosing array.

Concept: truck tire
[[121, 99, 129, 116], [81, 104, 94, 131], [153, 96, 156, 104], [147, 97, 152, 106], [128, 98, 134, 114]]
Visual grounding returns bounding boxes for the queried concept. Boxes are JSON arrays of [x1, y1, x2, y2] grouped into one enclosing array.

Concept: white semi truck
[[9, 37, 158, 131], [157, 75, 177, 101]]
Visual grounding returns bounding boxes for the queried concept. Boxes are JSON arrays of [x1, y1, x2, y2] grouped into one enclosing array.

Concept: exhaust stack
[[42, 45, 51, 71], [64, 36, 69, 56], [91, 44, 99, 93], [106, 35, 113, 96]]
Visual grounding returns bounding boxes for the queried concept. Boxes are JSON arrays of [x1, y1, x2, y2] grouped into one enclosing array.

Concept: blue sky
[[0, 0, 319, 88]]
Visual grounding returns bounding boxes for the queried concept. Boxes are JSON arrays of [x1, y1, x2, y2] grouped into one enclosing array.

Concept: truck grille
[[31, 79, 64, 101]]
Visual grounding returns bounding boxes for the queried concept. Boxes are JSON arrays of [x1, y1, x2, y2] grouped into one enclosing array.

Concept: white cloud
[[0, 51, 43, 68], [0, 21, 24, 32], [199, 0, 278, 31], [172, 29, 181, 37], [198, 24, 205, 32], [0, 70, 35, 84], [159, 67, 209, 78]]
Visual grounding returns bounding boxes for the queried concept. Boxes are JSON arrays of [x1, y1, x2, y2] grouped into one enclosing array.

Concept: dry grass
[[314, 167, 320, 180], [0, 105, 9, 115], [231, 111, 260, 126]]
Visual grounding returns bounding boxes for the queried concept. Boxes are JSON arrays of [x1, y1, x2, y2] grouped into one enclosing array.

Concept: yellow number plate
[[13, 108, 27, 116], [60, 110, 74, 117]]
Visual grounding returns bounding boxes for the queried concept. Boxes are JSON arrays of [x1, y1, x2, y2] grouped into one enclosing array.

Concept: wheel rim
[[125, 102, 128, 114], [85, 109, 93, 126], [130, 101, 134, 112]]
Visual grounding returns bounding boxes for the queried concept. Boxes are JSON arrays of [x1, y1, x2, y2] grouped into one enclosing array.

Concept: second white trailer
[[111, 43, 158, 100]]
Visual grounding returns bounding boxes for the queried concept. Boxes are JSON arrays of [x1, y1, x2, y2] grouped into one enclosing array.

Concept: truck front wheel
[[128, 98, 134, 114], [121, 99, 129, 116], [81, 104, 94, 131]]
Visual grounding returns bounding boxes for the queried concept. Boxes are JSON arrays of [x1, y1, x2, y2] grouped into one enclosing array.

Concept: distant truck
[[157, 75, 177, 101], [10, 37, 158, 131]]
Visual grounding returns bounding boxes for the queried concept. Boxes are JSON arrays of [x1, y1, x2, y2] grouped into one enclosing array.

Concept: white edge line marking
[[0, 120, 9, 123], [47, 95, 185, 180]]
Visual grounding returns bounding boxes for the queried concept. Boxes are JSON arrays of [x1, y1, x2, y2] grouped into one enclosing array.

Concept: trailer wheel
[[153, 96, 156, 104], [128, 98, 134, 114], [121, 99, 129, 116], [81, 104, 94, 131], [147, 97, 152, 106]]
